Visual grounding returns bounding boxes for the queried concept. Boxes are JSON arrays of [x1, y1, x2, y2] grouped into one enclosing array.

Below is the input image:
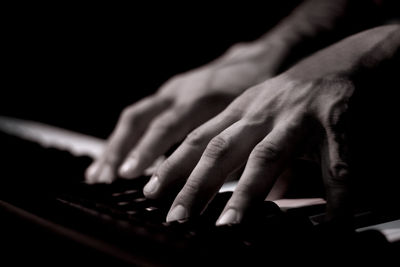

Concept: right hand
[[85, 40, 287, 183]]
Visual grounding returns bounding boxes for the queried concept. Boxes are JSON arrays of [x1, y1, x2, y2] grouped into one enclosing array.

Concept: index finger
[[85, 96, 170, 183]]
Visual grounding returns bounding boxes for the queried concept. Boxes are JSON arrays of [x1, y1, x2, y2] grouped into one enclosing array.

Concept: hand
[[85, 39, 288, 184], [85, 0, 388, 185], [144, 25, 399, 224], [152, 74, 353, 224]]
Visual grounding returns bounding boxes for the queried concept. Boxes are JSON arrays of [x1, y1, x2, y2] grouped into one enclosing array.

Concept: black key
[[201, 192, 233, 223], [110, 189, 142, 203]]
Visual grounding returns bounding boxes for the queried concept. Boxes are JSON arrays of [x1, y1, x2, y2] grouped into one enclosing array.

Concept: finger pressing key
[[216, 119, 304, 225], [143, 109, 241, 199], [166, 119, 269, 222], [85, 96, 170, 183]]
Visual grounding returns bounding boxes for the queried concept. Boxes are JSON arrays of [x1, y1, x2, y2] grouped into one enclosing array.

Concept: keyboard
[[1, 116, 399, 266]]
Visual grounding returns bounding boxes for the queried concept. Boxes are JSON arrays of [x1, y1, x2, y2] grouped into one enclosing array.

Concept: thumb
[[321, 129, 352, 226]]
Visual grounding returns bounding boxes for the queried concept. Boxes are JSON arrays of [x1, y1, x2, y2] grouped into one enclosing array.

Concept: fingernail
[[98, 164, 114, 184], [166, 205, 188, 222], [216, 209, 239, 226], [143, 175, 160, 196], [119, 158, 139, 178]]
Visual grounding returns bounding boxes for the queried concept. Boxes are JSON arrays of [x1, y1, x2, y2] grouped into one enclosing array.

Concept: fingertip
[[85, 161, 100, 183], [216, 208, 240, 226], [143, 175, 160, 198], [166, 204, 188, 222], [97, 164, 115, 184], [118, 157, 141, 178]]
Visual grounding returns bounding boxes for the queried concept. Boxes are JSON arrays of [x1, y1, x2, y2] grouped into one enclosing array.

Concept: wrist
[[216, 36, 291, 76], [280, 25, 400, 83]]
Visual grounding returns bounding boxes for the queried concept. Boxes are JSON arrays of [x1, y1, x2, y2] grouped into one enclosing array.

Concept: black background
[[1, 3, 400, 264], [2, 1, 399, 210], [2, 2, 299, 139]]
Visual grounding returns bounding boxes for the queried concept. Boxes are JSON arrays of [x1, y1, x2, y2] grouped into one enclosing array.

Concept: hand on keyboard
[[1, 120, 398, 265], [85, 35, 290, 184], [145, 26, 400, 225], [86, 24, 400, 227]]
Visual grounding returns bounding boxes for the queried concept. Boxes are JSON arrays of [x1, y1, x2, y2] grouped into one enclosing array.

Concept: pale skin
[[159, 25, 400, 224], [84, 40, 288, 183], [86, 0, 367, 184], [85, 0, 399, 224]]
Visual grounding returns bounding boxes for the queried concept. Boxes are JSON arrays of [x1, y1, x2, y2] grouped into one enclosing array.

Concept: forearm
[[266, 0, 378, 48], [216, 0, 385, 74], [282, 24, 400, 81]]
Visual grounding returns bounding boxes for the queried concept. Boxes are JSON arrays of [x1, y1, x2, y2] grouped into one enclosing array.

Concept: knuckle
[[157, 157, 174, 176], [150, 116, 176, 133], [234, 183, 252, 199], [318, 84, 354, 130], [185, 129, 207, 147], [326, 162, 349, 187], [120, 96, 167, 125], [250, 141, 280, 166], [203, 135, 231, 160], [175, 179, 201, 203], [227, 42, 249, 55], [184, 179, 201, 195], [120, 105, 137, 123], [159, 75, 185, 93], [220, 108, 242, 123], [168, 73, 184, 84], [283, 116, 303, 132]]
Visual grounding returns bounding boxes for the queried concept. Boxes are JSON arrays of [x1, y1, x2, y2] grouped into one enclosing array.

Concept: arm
[[85, 0, 389, 184], [282, 24, 400, 221], [217, 0, 385, 73]]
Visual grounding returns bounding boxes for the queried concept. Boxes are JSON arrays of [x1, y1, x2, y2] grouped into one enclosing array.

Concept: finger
[[117, 104, 199, 179], [143, 109, 241, 199], [146, 95, 256, 198], [118, 95, 237, 179], [321, 129, 351, 224], [85, 160, 103, 184], [85, 96, 170, 183], [166, 119, 269, 222], [216, 119, 304, 225]]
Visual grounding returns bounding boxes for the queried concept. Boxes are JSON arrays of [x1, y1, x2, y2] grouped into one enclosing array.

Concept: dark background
[[1, 4, 400, 264], [2, 1, 399, 209], [1, 2, 300, 139], [1, 4, 302, 264]]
